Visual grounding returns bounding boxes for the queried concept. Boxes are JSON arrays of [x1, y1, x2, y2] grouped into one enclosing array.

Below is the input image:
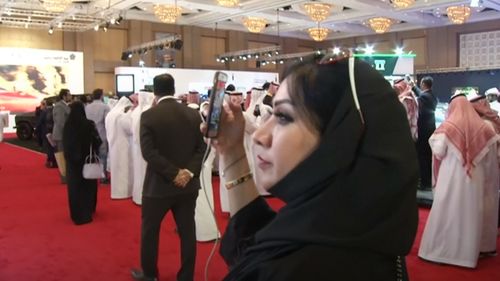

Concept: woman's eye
[[273, 112, 293, 124]]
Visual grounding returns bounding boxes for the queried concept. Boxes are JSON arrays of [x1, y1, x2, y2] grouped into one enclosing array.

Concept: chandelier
[[367, 17, 393, 34], [154, 4, 182, 24], [243, 17, 267, 33], [304, 2, 332, 22], [308, 27, 329, 42], [41, 0, 72, 13], [216, 0, 239, 7], [392, 0, 415, 9], [446, 6, 471, 24]]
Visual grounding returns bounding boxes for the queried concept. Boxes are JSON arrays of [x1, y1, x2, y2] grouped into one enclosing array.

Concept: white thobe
[[195, 148, 220, 241], [418, 133, 500, 268], [107, 98, 119, 109], [130, 92, 155, 205], [0, 112, 8, 142], [105, 97, 133, 199]]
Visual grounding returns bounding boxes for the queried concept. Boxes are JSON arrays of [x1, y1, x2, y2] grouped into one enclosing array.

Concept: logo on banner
[[374, 60, 386, 71]]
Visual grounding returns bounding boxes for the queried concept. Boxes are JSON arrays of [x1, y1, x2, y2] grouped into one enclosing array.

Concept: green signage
[[353, 54, 416, 76]]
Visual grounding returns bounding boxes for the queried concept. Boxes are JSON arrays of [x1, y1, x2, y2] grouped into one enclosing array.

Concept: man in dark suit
[[131, 74, 206, 281], [413, 76, 438, 190]]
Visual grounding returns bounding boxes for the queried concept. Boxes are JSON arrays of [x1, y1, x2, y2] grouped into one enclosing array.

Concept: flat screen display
[[116, 74, 135, 96]]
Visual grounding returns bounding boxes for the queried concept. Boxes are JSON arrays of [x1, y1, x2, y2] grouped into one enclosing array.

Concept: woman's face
[[252, 79, 320, 191]]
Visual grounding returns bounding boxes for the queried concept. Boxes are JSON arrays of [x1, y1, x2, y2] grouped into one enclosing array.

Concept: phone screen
[[205, 71, 228, 138]]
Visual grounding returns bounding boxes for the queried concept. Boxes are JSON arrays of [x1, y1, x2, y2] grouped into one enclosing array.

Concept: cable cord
[[199, 139, 222, 281]]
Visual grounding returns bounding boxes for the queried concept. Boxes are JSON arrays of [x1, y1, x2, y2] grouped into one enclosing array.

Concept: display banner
[[354, 54, 415, 76], [115, 67, 278, 97], [0, 47, 84, 114]]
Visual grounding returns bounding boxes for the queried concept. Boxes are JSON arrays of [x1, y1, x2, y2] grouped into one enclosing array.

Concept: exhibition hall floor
[[1, 140, 499, 281]]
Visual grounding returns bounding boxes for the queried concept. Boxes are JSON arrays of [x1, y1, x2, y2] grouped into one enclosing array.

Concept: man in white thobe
[[418, 94, 500, 268], [0, 111, 8, 142], [486, 87, 500, 113], [131, 91, 155, 205], [195, 102, 220, 241], [105, 96, 133, 199]]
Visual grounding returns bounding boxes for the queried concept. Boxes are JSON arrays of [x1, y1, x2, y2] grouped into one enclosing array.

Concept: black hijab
[[63, 101, 97, 163], [245, 59, 418, 263]]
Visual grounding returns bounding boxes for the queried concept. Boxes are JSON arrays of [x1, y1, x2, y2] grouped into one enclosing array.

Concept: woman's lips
[[257, 155, 272, 169]]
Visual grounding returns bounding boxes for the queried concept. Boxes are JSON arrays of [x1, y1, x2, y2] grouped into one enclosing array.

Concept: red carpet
[[0, 141, 499, 281]]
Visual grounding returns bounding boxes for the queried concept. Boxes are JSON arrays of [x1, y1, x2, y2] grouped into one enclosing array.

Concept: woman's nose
[[252, 118, 273, 148]]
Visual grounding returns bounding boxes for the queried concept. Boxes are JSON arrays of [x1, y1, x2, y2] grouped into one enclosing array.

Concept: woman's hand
[[201, 100, 245, 155]]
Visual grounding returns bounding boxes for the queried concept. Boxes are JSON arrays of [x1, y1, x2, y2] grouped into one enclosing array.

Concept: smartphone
[[205, 71, 228, 138]]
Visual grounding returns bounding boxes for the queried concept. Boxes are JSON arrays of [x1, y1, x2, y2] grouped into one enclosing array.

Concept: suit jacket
[[414, 88, 438, 139], [52, 100, 70, 141], [140, 98, 207, 198]]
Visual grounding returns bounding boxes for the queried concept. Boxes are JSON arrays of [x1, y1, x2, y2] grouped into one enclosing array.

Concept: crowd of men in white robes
[[104, 84, 277, 242], [418, 87, 500, 269]]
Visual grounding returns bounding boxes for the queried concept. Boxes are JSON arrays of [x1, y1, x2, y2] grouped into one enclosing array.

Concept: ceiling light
[[94, 24, 99, 31], [364, 45, 375, 55], [308, 27, 329, 42], [216, 0, 239, 7], [48, 26, 54, 34], [154, 4, 182, 24], [41, 0, 72, 13], [304, 2, 332, 22], [446, 5, 471, 24], [367, 17, 393, 34], [57, 22, 62, 28], [243, 17, 267, 33], [392, 0, 415, 9]]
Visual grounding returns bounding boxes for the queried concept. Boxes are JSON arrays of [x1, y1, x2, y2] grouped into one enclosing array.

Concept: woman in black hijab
[[208, 56, 419, 281], [63, 101, 102, 225]]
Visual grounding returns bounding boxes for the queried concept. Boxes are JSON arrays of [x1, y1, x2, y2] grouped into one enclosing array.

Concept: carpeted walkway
[[0, 141, 499, 281], [2, 133, 43, 153]]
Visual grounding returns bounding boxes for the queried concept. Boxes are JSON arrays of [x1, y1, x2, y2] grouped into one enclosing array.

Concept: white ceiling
[[0, 0, 499, 40]]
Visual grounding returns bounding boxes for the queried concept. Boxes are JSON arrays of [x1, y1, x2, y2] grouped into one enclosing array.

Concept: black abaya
[[63, 102, 101, 225]]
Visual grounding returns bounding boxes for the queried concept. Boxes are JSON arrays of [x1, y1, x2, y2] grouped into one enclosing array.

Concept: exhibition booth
[[114, 66, 279, 98]]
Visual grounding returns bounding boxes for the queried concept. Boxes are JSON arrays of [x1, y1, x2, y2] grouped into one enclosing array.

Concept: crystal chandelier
[[308, 26, 329, 42], [41, 0, 72, 13], [392, 0, 415, 9], [304, 2, 332, 22], [154, 4, 182, 24], [243, 17, 267, 33], [368, 17, 393, 34], [446, 6, 471, 24], [216, 0, 239, 7]]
